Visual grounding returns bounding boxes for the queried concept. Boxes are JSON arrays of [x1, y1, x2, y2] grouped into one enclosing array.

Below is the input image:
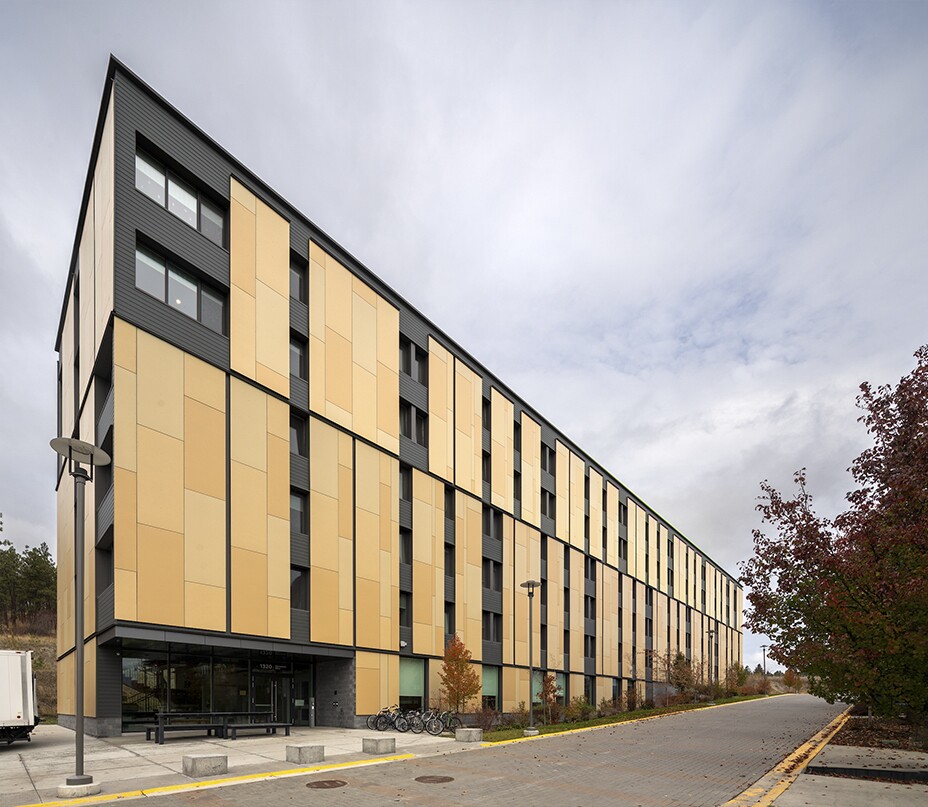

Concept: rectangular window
[[444, 485, 455, 518], [482, 559, 502, 592], [513, 420, 521, 453], [199, 197, 225, 246], [482, 611, 502, 642], [400, 527, 413, 565], [444, 544, 455, 577], [513, 471, 521, 503], [415, 346, 428, 385], [399, 592, 411, 628], [400, 464, 412, 501], [135, 150, 226, 246], [135, 248, 166, 300], [482, 451, 491, 484], [482, 397, 491, 429], [168, 267, 198, 319], [168, 176, 198, 228], [290, 337, 307, 379], [444, 602, 455, 636], [290, 491, 307, 534], [399, 337, 412, 376], [290, 413, 307, 457], [135, 247, 224, 334], [135, 152, 166, 205], [415, 410, 428, 447], [290, 258, 307, 303], [400, 402, 412, 439], [290, 568, 308, 610]]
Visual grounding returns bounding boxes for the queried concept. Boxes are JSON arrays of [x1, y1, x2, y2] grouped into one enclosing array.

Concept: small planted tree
[[783, 668, 802, 693], [539, 672, 561, 724], [439, 634, 481, 714]]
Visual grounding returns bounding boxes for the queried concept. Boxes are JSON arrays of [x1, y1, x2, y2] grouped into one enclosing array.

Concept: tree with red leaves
[[438, 634, 481, 714], [741, 347, 928, 725]]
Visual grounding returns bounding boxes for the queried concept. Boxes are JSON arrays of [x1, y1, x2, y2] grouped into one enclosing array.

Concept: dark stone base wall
[[57, 714, 122, 737], [314, 657, 356, 727]]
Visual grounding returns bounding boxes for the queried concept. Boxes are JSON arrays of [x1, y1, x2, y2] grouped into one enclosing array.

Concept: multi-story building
[[55, 57, 742, 736]]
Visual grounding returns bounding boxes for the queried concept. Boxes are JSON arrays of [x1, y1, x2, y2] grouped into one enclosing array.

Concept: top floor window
[[399, 337, 428, 385], [135, 150, 225, 247], [135, 247, 224, 334], [290, 257, 307, 303]]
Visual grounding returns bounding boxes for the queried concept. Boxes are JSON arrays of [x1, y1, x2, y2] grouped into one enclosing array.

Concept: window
[[584, 635, 596, 659], [400, 402, 412, 439], [540, 443, 557, 474], [290, 491, 307, 534], [513, 420, 521, 453], [584, 595, 596, 620], [541, 490, 556, 519], [482, 397, 491, 429], [444, 544, 455, 577], [415, 410, 428, 447], [619, 501, 628, 527], [290, 568, 308, 610], [399, 592, 411, 628], [290, 257, 307, 303], [290, 413, 307, 457], [482, 451, 491, 484], [400, 528, 412, 565], [444, 602, 455, 636], [482, 611, 502, 642], [482, 559, 502, 592], [444, 485, 455, 519], [399, 337, 428, 385], [400, 465, 412, 501], [135, 150, 226, 246], [135, 247, 225, 334], [290, 337, 307, 379], [513, 471, 521, 503], [400, 401, 428, 447]]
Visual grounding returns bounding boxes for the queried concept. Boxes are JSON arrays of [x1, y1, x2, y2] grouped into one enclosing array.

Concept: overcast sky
[[1, 1, 926, 671]]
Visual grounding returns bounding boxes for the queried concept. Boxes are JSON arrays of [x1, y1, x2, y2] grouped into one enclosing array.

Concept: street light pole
[[520, 580, 541, 737], [707, 628, 715, 703], [51, 438, 110, 797], [760, 644, 768, 696]]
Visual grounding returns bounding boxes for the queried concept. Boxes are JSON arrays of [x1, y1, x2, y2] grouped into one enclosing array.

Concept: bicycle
[[366, 705, 393, 731], [375, 705, 408, 732]]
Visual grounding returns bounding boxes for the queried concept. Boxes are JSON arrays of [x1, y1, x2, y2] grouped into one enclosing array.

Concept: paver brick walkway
[[156, 695, 845, 806]]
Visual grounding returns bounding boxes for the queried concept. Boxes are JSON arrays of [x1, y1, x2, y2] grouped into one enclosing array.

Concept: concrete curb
[[721, 706, 851, 807]]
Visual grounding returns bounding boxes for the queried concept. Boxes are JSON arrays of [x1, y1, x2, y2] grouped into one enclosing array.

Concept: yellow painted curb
[[17, 753, 415, 807], [482, 695, 783, 747], [722, 707, 851, 807]]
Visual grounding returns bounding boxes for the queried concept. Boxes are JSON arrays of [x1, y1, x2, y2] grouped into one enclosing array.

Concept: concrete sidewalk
[[0, 724, 457, 806], [773, 736, 928, 807]]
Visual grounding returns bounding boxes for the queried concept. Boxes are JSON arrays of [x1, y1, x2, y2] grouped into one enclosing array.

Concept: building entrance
[[252, 672, 292, 723]]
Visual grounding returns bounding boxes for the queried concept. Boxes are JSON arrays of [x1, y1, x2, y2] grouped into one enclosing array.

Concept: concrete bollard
[[454, 728, 483, 743], [182, 754, 228, 777], [286, 744, 325, 764], [362, 736, 396, 754]]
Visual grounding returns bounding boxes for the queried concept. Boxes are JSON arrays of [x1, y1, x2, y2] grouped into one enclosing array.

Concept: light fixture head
[[520, 579, 541, 590], [50, 437, 111, 479]]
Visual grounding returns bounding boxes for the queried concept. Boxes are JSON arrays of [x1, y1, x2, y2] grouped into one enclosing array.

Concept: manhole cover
[[306, 780, 348, 789], [415, 776, 455, 784]]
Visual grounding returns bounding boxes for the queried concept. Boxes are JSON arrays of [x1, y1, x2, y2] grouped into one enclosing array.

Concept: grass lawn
[[482, 694, 772, 742]]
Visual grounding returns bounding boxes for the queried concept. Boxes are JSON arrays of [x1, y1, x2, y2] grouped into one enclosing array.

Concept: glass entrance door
[[252, 673, 292, 723], [293, 668, 313, 725]]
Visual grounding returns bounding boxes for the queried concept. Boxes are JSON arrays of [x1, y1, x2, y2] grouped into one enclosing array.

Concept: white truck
[[0, 650, 40, 744]]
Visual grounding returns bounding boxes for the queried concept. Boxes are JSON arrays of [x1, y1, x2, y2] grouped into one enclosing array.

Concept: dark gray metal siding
[[399, 374, 427, 412], [290, 454, 309, 491], [290, 609, 310, 643], [290, 533, 309, 568], [399, 308, 430, 350], [290, 298, 308, 337], [96, 645, 122, 718], [399, 436, 427, 471], [290, 374, 309, 412]]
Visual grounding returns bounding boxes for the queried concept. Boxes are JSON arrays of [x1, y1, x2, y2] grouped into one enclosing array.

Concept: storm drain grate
[[415, 776, 455, 784], [306, 780, 348, 789]]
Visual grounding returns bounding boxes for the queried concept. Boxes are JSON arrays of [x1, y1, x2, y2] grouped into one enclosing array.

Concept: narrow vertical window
[[167, 176, 198, 228], [135, 152, 165, 204]]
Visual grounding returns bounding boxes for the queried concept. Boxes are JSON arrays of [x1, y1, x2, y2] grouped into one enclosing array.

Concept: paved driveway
[[157, 695, 845, 807]]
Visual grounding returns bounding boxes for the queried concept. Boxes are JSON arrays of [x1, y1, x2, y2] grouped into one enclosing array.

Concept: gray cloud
[[1, 1, 926, 665]]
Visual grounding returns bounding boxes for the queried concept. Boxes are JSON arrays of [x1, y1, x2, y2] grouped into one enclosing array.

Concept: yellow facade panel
[[230, 285, 256, 378], [230, 194, 257, 296], [230, 379, 267, 471], [231, 461, 267, 553], [136, 426, 184, 534], [183, 489, 225, 588], [490, 388, 515, 513], [428, 338, 455, 482], [184, 398, 226, 500], [136, 331, 184, 440], [352, 364, 377, 443], [78, 210, 95, 397], [268, 596, 290, 639], [255, 196, 289, 297], [454, 359, 482, 497], [184, 353, 225, 412], [324, 328, 353, 417], [113, 467, 137, 571], [323, 252, 353, 340], [310, 567, 338, 643], [351, 293, 377, 373], [184, 582, 225, 632], [267, 515, 290, 599], [137, 525, 185, 626], [267, 435, 290, 519], [255, 280, 289, 396], [114, 568, 137, 622], [555, 441, 569, 542], [606, 482, 619, 568], [519, 413, 541, 527], [546, 537, 563, 670], [569, 451, 585, 550], [231, 547, 268, 635], [114, 317, 136, 373], [589, 468, 603, 560]]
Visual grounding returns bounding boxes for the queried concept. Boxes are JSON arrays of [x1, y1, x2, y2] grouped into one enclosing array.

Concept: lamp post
[[51, 438, 110, 796], [760, 644, 768, 695], [520, 580, 541, 737], [707, 628, 715, 704]]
